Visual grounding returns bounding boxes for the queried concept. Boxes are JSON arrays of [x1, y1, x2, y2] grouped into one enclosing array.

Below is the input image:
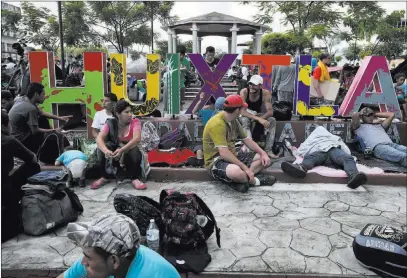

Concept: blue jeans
[[302, 147, 358, 178], [374, 143, 407, 167]]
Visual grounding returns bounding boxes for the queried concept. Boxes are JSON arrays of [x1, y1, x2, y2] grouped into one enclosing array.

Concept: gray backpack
[[22, 187, 80, 236]]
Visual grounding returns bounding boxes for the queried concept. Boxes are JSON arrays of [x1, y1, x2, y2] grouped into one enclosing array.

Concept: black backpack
[[160, 189, 221, 249], [353, 224, 407, 278], [272, 101, 293, 121], [114, 193, 163, 237]]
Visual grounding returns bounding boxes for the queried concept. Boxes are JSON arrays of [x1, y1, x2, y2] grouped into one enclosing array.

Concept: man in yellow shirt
[[203, 95, 277, 193]]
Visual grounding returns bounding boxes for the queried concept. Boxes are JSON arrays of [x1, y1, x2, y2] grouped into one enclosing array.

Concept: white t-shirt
[[241, 66, 248, 80], [92, 109, 114, 131]]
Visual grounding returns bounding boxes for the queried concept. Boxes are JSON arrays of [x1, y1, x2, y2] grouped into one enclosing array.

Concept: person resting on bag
[[93, 99, 147, 190], [57, 213, 180, 278], [203, 95, 277, 193], [55, 146, 88, 188]]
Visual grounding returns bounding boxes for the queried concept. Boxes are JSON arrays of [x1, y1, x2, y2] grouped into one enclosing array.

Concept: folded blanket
[[293, 155, 384, 178]]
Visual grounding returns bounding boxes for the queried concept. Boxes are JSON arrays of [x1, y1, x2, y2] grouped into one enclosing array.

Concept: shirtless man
[[239, 75, 277, 158]]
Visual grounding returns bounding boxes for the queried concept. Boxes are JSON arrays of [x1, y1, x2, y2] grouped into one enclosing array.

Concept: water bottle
[[146, 219, 160, 252], [195, 215, 208, 227]]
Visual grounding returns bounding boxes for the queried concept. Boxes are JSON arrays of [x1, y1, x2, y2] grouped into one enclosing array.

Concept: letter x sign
[[186, 54, 238, 114]]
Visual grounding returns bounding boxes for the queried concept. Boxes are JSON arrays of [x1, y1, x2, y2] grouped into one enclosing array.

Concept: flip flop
[[90, 177, 109, 190], [132, 179, 147, 190]]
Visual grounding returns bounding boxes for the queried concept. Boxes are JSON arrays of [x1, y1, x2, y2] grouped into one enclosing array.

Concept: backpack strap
[[194, 194, 221, 248], [159, 189, 171, 206]]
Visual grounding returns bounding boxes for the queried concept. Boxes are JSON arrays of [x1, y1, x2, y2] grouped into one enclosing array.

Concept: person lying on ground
[[1, 110, 40, 242], [394, 73, 407, 121], [239, 75, 278, 158], [203, 95, 277, 193], [281, 126, 367, 189], [57, 213, 180, 278], [93, 99, 147, 190], [91, 93, 117, 139], [8, 82, 71, 164], [55, 146, 88, 188], [352, 108, 406, 167]]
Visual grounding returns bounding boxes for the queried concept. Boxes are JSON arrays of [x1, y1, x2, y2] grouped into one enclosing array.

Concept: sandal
[[90, 177, 109, 190], [132, 179, 147, 190]]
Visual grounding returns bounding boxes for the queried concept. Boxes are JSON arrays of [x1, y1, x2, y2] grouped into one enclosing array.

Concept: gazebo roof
[[165, 12, 269, 37]]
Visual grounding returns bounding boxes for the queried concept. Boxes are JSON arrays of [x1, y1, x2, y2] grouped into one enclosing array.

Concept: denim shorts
[[210, 151, 255, 183]]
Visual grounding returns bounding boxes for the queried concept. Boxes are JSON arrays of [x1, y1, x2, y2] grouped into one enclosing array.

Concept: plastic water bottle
[[146, 219, 160, 252]]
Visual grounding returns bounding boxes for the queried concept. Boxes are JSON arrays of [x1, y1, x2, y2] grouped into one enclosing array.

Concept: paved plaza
[[2, 181, 406, 277]]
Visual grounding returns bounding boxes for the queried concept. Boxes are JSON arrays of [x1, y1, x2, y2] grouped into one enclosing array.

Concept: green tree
[[87, 1, 152, 53], [142, 2, 175, 52], [307, 25, 340, 55], [243, 1, 342, 53], [312, 50, 322, 58], [19, 2, 60, 51], [62, 1, 95, 47], [1, 9, 22, 35], [261, 32, 311, 55], [335, 56, 343, 62], [339, 1, 385, 62], [343, 44, 362, 62]]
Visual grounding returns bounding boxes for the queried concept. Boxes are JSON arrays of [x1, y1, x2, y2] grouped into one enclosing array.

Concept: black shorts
[[210, 151, 255, 183]]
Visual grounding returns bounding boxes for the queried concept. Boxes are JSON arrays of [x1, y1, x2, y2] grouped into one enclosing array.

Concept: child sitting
[[55, 146, 88, 187]]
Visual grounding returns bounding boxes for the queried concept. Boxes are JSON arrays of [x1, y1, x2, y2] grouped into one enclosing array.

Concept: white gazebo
[[163, 12, 269, 55]]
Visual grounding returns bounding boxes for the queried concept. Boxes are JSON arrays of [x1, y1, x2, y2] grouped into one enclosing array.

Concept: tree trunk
[[150, 5, 154, 53]]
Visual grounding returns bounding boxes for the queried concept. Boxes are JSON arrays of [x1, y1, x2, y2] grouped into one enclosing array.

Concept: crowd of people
[[1, 43, 406, 278]]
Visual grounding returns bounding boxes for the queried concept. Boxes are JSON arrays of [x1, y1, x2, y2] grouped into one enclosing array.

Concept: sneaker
[[347, 173, 367, 189], [187, 157, 204, 167], [281, 162, 307, 178], [227, 183, 249, 193], [253, 175, 277, 187]]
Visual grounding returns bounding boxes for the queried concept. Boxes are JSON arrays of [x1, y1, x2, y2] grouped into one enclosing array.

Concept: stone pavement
[[2, 181, 406, 277]]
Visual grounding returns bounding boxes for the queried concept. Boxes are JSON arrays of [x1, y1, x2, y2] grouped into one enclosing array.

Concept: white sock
[[254, 177, 261, 186]]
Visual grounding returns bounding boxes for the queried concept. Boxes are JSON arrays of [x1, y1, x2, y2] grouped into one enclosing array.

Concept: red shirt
[[313, 66, 322, 80], [102, 118, 141, 143]]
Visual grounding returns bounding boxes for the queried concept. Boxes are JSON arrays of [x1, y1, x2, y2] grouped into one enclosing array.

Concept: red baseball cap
[[223, 95, 248, 108]]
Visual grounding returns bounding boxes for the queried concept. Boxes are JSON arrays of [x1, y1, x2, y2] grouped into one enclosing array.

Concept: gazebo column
[[251, 35, 257, 54], [230, 23, 239, 55], [167, 29, 173, 53], [198, 37, 202, 54], [227, 37, 232, 54], [191, 23, 199, 53], [172, 30, 177, 53], [255, 30, 263, 54]]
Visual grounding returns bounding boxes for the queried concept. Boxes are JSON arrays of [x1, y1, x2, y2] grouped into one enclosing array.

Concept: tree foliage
[[261, 32, 312, 55], [243, 1, 342, 52], [335, 56, 343, 62], [1, 8, 22, 35], [19, 2, 60, 51], [307, 25, 340, 55], [62, 2, 95, 47]]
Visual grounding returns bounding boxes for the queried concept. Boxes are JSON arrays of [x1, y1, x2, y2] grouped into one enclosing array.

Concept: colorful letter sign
[[30, 51, 107, 137], [165, 54, 180, 115], [242, 55, 290, 91], [186, 54, 237, 114], [293, 55, 338, 116], [110, 53, 127, 100], [339, 56, 401, 118]]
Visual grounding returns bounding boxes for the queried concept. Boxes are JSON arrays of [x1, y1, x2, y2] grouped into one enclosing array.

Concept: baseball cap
[[248, 75, 263, 85], [67, 213, 141, 257], [224, 95, 248, 108], [360, 107, 374, 116], [215, 97, 226, 110]]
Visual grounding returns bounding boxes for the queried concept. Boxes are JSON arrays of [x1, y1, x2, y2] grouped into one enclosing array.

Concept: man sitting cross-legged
[[281, 126, 368, 189], [352, 107, 406, 167], [203, 95, 277, 193], [239, 75, 278, 158]]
